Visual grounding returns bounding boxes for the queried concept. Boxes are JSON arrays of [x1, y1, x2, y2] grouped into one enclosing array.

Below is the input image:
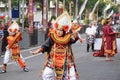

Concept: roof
[[0, 1, 5, 8]]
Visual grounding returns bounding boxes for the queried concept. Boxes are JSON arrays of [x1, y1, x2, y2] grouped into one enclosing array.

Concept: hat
[[53, 11, 71, 32], [8, 21, 19, 34]]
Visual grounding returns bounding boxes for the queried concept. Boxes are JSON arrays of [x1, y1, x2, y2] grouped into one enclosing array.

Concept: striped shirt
[[0, 30, 4, 38]]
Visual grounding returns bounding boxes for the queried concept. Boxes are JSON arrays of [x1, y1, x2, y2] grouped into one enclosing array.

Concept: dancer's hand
[[30, 48, 43, 55], [79, 38, 83, 43], [30, 51, 38, 55]]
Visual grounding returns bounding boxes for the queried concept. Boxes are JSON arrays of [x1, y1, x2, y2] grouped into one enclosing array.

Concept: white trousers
[[3, 49, 25, 64], [42, 66, 77, 80]]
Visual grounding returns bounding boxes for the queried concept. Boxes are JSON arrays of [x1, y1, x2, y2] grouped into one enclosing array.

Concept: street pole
[[55, 0, 58, 17], [69, 2, 72, 18], [8, 0, 12, 19], [22, 0, 24, 31], [75, 0, 78, 19], [43, 0, 48, 26], [63, 0, 65, 12], [43, 0, 48, 40]]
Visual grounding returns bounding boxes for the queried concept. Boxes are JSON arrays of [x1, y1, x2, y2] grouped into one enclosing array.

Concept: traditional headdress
[[53, 11, 71, 32], [101, 17, 112, 25], [71, 19, 82, 32], [8, 21, 19, 34]]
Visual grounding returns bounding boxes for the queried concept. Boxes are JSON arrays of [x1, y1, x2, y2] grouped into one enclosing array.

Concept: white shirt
[[85, 27, 96, 35]]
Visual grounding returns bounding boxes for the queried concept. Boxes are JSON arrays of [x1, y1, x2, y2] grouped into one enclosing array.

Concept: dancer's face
[[9, 32, 15, 36], [56, 28, 64, 37]]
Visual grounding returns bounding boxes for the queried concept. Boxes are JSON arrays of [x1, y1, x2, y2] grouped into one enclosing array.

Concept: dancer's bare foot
[[105, 58, 113, 61]]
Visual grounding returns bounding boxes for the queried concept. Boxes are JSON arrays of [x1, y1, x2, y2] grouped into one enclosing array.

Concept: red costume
[[93, 23, 117, 57], [102, 24, 117, 55]]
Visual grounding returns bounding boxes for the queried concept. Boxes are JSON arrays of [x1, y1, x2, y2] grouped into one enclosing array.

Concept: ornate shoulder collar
[[49, 29, 71, 44]]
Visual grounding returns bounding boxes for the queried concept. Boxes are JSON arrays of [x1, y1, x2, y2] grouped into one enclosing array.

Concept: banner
[[12, 0, 19, 18], [103, 4, 111, 18], [89, 0, 100, 20], [107, 10, 114, 18], [78, 0, 88, 19]]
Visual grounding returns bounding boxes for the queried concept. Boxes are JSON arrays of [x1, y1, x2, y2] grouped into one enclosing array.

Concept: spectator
[[2, 22, 9, 54], [96, 21, 103, 38], [85, 23, 96, 52], [0, 21, 4, 57]]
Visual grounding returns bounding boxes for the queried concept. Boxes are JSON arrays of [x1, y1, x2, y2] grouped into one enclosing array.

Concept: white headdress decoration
[[8, 21, 19, 34], [53, 11, 71, 32]]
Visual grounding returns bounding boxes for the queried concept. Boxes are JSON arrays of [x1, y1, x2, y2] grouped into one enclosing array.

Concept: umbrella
[[0, 13, 5, 19]]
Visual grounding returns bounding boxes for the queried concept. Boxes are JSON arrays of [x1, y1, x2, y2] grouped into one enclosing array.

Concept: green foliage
[[98, 1, 106, 17], [83, 17, 89, 25], [1, 0, 6, 3], [86, 0, 98, 11], [17, 16, 29, 28], [50, 15, 56, 21], [24, 16, 29, 28], [110, 5, 119, 13]]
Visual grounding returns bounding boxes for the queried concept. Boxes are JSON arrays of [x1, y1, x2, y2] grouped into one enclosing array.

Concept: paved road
[[0, 34, 120, 80]]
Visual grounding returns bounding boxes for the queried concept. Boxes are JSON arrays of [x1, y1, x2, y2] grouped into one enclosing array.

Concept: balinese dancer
[[1, 21, 29, 73], [30, 12, 80, 80], [71, 20, 83, 43], [93, 17, 117, 60]]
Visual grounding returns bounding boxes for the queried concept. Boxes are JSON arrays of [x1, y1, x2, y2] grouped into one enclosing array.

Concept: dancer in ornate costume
[[1, 21, 29, 73], [31, 12, 80, 80], [71, 20, 83, 43], [93, 17, 117, 60]]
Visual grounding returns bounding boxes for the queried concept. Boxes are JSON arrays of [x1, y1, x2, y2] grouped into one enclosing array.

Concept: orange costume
[[71, 20, 83, 43], [31, 12, 81, 80], [7, 32, 26, 67], [34, 28, 79, 80], [1, 21, 29, 73], [47, 29, 79, 78]]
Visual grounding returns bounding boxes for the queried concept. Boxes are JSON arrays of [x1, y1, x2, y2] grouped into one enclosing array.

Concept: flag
[[103, 4, 111, 18], [107, 10, 114, 18], [78, 0, 88, 19], [104, 4, 111, 12], [89, 0, 100, 20], [34, 3, 37, 12]]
